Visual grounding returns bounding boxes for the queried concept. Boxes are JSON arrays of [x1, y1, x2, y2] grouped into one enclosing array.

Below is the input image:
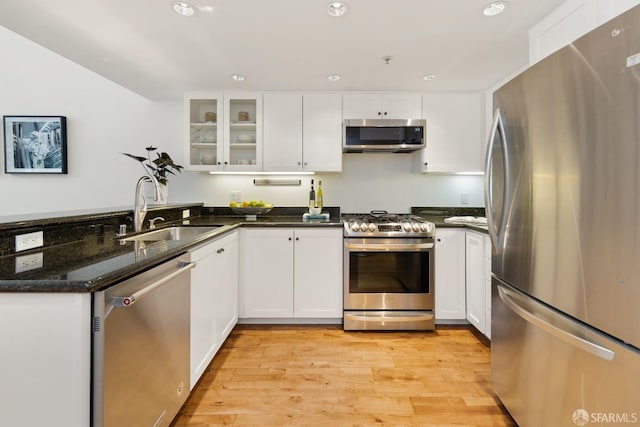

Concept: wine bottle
[[316, 180, 323, 210], [308, 179, 315, 210]]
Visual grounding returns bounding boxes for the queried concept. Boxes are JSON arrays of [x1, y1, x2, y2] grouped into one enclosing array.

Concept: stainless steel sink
[[121, 226, 221, 242]]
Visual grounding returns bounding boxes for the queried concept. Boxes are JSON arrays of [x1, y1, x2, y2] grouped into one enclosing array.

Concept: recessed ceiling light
[[231, 74, 246, 81], [423, 74, 437, 81], [327, 74, 341, 81], [482, 1, 507, 16], [171, 1, 195, 16], [327, 2, 348, 17]]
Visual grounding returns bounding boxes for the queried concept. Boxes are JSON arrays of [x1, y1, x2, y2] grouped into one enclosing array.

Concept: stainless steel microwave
[[343, 119, 426, 153]]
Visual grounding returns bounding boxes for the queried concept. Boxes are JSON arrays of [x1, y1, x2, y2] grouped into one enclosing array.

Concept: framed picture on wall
[[3, 115, 68, 174]]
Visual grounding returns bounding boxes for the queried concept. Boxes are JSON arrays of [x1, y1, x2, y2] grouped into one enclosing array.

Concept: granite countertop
[[411, 206, 489, 234], [0, 205, 341, 293]]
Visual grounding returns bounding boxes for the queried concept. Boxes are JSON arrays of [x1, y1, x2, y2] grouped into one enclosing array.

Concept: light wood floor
[[172, 325, 517, 427]]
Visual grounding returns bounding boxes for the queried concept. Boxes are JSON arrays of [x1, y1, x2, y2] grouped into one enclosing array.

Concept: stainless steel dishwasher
[[92, 253, 194, 427]]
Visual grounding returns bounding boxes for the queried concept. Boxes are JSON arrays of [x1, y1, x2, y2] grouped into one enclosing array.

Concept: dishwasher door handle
[[111, 261, 196, 307]]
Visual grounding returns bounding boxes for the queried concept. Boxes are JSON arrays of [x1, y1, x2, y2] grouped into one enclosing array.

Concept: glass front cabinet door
[[224, 93, 262, 171], [185, 92, 223, 171], [185, 92, 262, 171]]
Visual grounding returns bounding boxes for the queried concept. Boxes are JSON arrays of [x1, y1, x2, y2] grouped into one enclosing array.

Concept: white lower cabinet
[[435, 229, 467, 321], [189, 231, 238, 389], [465, 230, 491, 337], [0, 293, 91, 427], [239, 227, 342, 320]]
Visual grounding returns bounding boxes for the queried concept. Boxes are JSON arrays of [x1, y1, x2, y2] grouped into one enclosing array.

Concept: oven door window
[[348, 251, 430, 293]]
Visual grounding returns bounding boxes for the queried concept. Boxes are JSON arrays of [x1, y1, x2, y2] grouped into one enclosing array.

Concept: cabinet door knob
[[295, 237, 299, 241], [288, 237, 292, 241], [437, 238, 441, 242], [298, 161, 302, 165], [377, 111, 382, 116], [383, 111, 388, 116]]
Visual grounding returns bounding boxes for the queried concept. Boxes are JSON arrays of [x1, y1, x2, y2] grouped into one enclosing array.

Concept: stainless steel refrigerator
[[485, 5, 640, 427]]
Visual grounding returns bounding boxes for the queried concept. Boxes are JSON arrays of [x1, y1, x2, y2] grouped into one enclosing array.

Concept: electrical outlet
[[15, 252, 43, 273], [461, 192, 469, 205], [182, 209, 190, 219], [231, 191, 241, 203], [15, 231, 44, 252]]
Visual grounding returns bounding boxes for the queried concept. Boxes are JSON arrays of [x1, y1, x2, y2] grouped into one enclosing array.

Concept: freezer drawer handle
[[498, 284, 615, 361], [111, 261, 196, 308]]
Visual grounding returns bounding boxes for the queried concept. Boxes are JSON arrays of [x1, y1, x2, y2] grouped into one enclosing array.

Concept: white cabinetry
[[434, 228, 467, 321], [343, 93, 422, 119], [263, 93, 303, 171], [184, 92, 262, 171], [302, 94, 342, 172], [239, 227, 342, 321], [0, 293, 91, 427], [189, 231, 238, 389], [465, 230, 491, 337], [417, 93, 484, 174], [529, 0, 640, 64], [185, 92, 223, 171]]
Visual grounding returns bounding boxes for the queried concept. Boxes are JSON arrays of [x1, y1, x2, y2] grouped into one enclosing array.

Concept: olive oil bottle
[[316, 180, 323, 210]]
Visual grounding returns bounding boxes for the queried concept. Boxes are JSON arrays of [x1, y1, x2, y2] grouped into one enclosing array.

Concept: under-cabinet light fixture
[[327, 74, 341, 81], [423, 74, 437, 81], [171, 1, 195, 16], [231, 74, 246, 81], [482, 1, 507, 16], [209, 171, 314, 176]]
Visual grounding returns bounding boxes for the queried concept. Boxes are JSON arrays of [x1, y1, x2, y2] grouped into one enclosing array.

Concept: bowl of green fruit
[[229, 200, 273, 216]]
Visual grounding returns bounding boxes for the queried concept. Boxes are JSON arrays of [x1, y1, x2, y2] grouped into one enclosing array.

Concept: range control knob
[[351, 223, 361, 232], [420, 223, 429, 232], [412, 223, 421, 232], [402, 222, 413, 232], [368, 223, 377, 232]]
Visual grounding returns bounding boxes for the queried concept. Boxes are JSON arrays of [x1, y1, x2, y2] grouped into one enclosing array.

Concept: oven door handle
[[344, 242, 434, 251], [345, 313, 435, 322]]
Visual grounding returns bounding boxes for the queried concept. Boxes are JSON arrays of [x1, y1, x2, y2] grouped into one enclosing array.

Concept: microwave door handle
[[484, 108, 509, 255]]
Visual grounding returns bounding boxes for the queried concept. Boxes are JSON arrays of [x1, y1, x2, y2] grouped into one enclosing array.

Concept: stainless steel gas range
[[342, 211, 436, 331]]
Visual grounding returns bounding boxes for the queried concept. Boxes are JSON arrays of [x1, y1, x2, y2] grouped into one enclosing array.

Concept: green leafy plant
[[123, 146, 183, 186]]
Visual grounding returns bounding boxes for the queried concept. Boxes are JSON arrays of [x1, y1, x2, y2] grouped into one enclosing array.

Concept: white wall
[[0, 25, 182, 217], [0, 25, 484, 219], [170, 156, 484, 213]]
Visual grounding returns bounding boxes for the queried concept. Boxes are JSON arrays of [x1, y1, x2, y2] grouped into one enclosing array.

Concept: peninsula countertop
[[0, 205, 341, 293]]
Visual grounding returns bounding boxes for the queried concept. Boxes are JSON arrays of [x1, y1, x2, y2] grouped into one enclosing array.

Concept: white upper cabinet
[[263, 93, 303, 171], [224, 93, 263, 171], [417, 92, 484, 174], [343, 93, 422, 119], [302, 94, 342, 172], [184, 92, 262, 171], [263, 93, 342, 172], [184, 92, 223, 172]]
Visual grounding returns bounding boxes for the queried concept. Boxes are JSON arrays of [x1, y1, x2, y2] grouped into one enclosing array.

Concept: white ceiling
[[0, 0, 565, 100]]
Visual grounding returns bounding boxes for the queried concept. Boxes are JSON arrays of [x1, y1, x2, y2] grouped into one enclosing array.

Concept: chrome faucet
[[134, 176, 151, 232], [134, 175, 162, 232], [149, 216, 165, 229]]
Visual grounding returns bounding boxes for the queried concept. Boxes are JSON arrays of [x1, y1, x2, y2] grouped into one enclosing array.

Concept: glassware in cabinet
[[185, 93, 223, 169], [224, 94, 262, 169]]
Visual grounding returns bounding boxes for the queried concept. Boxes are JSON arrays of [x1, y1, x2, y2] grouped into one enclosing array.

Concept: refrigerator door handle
[[484, 109, 509, 255], [497, 284, 616, 362]]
